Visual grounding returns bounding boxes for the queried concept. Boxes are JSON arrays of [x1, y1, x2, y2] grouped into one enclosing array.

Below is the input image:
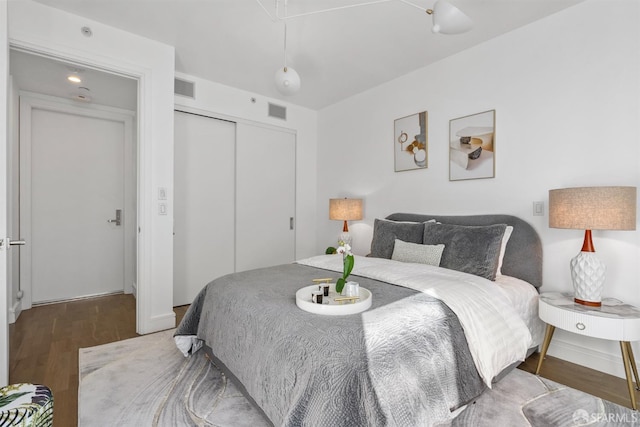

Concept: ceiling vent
[[268, 102, 287, 121], [174, 78, 195, 98]]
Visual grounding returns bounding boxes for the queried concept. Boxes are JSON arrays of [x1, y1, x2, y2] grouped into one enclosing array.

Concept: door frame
[[1, 0, 10, 385], [19, 93, 135, 308], [7, 34, 174, 335]]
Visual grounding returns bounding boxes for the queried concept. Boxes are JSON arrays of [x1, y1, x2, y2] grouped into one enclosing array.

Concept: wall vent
[[268, 103, 287, 120], [174, 78, 195, 98]]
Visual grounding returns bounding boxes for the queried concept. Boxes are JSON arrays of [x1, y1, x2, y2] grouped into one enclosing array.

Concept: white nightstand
[[536, 292, 640, 409]]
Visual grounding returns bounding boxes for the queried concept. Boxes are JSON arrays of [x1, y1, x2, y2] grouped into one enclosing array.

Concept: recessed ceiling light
[[68, 75, 82, 83]]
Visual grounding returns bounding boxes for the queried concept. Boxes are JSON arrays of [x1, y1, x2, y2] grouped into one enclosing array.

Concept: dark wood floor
[[8, 293, 636, 426]]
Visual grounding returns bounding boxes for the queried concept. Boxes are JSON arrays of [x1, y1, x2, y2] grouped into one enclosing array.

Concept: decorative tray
[[295, 283, 372, 315]]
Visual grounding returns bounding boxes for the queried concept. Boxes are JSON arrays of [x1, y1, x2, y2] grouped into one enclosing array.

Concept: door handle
[[0, 238, 26, 249], [107, 209, 122, 226]]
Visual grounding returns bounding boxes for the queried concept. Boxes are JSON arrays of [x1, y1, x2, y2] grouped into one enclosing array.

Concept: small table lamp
[[549, 186, 637, 306], [329, 198, 363, 245]]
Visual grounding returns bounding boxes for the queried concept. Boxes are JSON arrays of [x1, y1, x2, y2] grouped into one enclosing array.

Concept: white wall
[[8, 0, 176, 334], [317, 0, 640, 378], [174, 73, 318, 260]]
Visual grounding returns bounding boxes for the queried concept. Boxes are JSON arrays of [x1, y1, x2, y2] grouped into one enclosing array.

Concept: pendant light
[[426, 0, 472, 35], [274, 22, 300, 95], [259, 0, 472, 96]]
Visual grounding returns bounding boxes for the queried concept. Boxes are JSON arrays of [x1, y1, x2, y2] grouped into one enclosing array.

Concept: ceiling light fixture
[[274, 21, 301, 96], [257, 0, 472, 94], [67, 75, 82, 83], [425, 0, 473, 34]]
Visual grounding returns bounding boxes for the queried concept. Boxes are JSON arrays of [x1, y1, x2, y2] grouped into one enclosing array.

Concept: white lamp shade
[[274, 67, 301, 95], [430, 0, 473, 35]]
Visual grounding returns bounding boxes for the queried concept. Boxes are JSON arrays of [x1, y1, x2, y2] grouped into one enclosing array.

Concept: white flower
[[336, 244, 352, 256]]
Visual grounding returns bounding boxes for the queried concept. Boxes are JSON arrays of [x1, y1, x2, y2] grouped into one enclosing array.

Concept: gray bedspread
[[175, 263, 486, 426]]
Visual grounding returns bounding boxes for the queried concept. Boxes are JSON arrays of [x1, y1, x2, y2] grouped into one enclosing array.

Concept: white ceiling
[[10, 49, 138, 111], [24, 0, 583, 110]]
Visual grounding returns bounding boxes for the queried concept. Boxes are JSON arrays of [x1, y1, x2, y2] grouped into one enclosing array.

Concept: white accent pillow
[[391, 239, 445, 266], [496, 225, 514, 277]]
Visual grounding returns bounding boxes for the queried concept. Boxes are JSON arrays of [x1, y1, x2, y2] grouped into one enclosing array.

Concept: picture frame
[[394, 111, 427, 172], [449, 110, 495, 181]]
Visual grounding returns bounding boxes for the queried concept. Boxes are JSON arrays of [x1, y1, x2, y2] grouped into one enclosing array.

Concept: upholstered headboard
[[385, 213, 543, 289]]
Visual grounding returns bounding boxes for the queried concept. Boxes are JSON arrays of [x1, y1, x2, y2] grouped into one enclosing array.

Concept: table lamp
[[329, 198, 363, 246], [549, 186, 637, 306]]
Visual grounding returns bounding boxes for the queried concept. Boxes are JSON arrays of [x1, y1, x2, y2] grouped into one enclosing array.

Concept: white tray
[[296, 283, 372, 315]]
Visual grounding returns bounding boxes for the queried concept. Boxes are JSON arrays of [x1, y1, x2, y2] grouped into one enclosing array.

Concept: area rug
[[79, 330, 639, 426], [78, 329, 268, 427]]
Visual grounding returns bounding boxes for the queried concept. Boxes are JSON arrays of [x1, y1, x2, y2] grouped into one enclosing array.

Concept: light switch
[[159, 203, 167, 215], [533, 201, 544, 216], [158, 187, 167, 200]]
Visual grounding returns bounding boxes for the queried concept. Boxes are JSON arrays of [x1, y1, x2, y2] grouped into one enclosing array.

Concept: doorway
[[9, 50, 138, 309]]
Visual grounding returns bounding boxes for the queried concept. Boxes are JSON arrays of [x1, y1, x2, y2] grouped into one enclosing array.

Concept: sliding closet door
[[173, 111, 235, 306], [235, 123, 296, 272]]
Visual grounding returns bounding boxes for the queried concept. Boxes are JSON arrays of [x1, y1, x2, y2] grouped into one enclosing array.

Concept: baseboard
[[8, 300, 22, 324], [138, 311, 176, 335], [130, 282, 137, 299], [546, 337, 631, 380], [32, 291, 124, 307]]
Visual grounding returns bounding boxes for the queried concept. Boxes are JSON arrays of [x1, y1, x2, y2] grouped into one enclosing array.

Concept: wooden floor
[[9, 293, 188, 427], [8, 294, 636, 426], [518, 351, 634, 409]]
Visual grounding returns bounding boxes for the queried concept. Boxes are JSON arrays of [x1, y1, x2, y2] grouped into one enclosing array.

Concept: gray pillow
[[391, 239, 445, 266], [369, 219, 424, 259], [422, 222, 507, 281]]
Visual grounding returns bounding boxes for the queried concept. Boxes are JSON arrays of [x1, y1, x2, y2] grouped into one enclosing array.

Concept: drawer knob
[[576, 322, 586, 331]]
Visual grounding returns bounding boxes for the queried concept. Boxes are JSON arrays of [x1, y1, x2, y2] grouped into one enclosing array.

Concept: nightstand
[[536, 292, 640, 410]]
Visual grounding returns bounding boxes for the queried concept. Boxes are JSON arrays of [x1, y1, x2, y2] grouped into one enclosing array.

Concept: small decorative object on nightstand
[[536, 292, 640, 409]]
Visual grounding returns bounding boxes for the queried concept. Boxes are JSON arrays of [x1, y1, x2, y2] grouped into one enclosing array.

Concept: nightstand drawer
[[539, 301, 623, 340]]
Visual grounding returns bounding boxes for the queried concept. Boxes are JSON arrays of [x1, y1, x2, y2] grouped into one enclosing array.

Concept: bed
[[174, 213, 544, 426]]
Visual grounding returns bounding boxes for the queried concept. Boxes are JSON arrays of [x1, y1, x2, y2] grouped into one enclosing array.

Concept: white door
[[235, 123, 296, 271], [173, 111, 235, 306], [26, 107, 125, 303]]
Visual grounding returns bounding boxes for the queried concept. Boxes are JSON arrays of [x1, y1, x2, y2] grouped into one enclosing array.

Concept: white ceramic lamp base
[[570, 251, 606, 306]]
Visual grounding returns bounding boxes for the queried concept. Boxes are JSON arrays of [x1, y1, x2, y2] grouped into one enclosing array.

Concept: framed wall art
[[394, 111, 427, 172], [449, 110, 495, 181]]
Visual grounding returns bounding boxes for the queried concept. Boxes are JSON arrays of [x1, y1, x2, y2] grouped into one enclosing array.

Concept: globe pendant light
[[275, 67, 300, 96], [274, 22, 300, 95]]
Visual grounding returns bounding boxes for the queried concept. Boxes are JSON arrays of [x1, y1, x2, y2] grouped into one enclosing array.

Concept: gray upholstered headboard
[[385, 213, 543, 289]]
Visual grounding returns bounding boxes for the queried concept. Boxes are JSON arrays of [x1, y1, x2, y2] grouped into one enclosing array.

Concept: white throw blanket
[[297, 255, 533, 387]]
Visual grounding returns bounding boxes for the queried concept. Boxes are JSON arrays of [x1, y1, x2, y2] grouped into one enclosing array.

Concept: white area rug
[[79, 330, 639, 427]]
